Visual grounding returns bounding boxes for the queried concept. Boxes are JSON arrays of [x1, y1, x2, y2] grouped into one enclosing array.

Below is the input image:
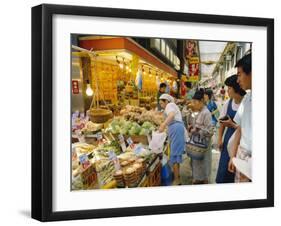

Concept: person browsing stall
[[216, 74, 246, 183], [222, 54, 252, 182], [158, 94, 185, 185], [188, 90, 213, 184], [204, 89, 219, 126]]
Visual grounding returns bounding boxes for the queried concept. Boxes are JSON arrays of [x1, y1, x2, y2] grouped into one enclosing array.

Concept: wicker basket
[[186, 133, 213, 160], [125, 85, 134, 93], [124, 135, 149, 145], [88, 108, 113, 123]]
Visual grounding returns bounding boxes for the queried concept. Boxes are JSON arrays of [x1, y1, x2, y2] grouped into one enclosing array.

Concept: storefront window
[[166, 45, 170, 60], [154, 39, 160, 51], [236, 46, 243, 62], [161, 39, 166, 55]]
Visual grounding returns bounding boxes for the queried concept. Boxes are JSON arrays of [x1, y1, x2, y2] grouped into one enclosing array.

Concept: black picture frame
[[32, 3, 274, 222]]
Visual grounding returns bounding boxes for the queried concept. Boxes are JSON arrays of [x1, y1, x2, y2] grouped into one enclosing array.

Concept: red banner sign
[[72, 80, 79, 94]]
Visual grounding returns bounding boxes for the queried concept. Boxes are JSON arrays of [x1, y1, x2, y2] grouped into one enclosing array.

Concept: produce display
[[105, 117, 155, 136], [120, 105, 164, 126], [71, 105, 167, 190]]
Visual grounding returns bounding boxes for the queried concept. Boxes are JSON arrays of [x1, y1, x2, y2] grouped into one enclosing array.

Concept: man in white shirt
[[221, 53, 252, 182]]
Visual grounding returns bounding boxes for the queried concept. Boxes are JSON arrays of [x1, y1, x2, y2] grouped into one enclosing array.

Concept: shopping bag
[[149, 131, 167, 153], [227, 130, 237, 157], [161, 159, 173, 186]]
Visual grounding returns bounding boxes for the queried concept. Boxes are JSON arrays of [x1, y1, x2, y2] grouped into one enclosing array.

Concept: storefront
[[71, 36, 176, 190]]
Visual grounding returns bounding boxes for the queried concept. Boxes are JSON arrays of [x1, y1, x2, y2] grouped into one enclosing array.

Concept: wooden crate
[[80, 164, 98, 189], [148, 161, 161, 187], [138, 175, 149, 187]]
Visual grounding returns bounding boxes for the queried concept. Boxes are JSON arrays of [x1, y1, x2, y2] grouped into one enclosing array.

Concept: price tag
[[134, 145, 143, 155], [118, 134, 126, 152], [108, 151, 120, 170], [126, 137, 135, 149], [118, 134, 124, 143], [96, 132, 103, 141], [72, 149, 77, 161], [79, 154, 90, 169], [126, 137, 133, 145]]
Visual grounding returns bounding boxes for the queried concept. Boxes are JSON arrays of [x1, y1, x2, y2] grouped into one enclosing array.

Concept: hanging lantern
[[135, 68, 143, 91], [172, 80, 178, 92]]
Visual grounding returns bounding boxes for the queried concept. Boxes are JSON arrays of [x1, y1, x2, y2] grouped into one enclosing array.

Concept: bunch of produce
[[106, 118, 155, 136], [95, 159, 116, 186], [81, 121, 103, 135], [92, 140, 122, 160], [73, 143, 95, 154], [138, 111, 164, 126], [120, 105, 146, 114], [120, 105, 164, 126]]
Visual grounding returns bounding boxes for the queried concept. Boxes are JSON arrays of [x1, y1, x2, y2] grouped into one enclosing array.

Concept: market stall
[[70, 37, 181, 190], [71, 105, 166, 190]]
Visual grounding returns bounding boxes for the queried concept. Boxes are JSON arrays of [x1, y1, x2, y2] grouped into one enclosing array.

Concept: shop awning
[[79, 37, 177, 77]]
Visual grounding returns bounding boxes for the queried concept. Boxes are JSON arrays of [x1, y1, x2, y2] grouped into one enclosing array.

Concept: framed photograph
[[32, 4, 274, 222]]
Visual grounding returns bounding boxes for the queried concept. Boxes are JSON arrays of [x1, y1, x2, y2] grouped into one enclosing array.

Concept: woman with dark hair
[[216, 74, 246, 183], [188, 90, 213, 184]]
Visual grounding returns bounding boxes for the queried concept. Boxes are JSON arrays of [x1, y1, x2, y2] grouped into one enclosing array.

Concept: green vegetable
[[139, 128, 149, 136]]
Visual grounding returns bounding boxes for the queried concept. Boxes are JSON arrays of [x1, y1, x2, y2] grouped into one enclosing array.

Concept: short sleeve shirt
[[165, 102, 183, 122], [233, 91, 252, 152], [220, 99, 241, 118]]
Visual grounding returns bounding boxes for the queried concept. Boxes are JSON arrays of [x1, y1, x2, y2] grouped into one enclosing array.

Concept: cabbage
[[139, 128, 149, 136], [142, 121, 154, 129], [132, 122, 140, 128], [120, 128, 128, 135], [129, 124, 140, 135], [128, 128, 136, 136]]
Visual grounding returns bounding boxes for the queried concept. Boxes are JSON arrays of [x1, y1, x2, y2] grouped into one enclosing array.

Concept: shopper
[[220, 85, 226, 101], [157, 83, 167, 111], [216, 74, 246, 183], [204, 89, 219, 126], [224, 54, 252, 182], [158, 94, 185, 185], [188, 90, 212, 184]]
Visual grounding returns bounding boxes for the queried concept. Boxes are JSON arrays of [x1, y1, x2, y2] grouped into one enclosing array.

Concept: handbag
[[186, 132, 212, 160]]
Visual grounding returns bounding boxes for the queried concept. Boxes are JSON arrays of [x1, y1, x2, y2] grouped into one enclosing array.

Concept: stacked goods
[[113, 170, 125, 188], [132, 163, 144, 181], [123, 167, 138, 187], [136, 158, 146, 173]]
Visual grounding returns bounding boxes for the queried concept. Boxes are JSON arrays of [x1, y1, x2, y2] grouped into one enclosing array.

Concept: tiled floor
[[179, 149, 221, 185]]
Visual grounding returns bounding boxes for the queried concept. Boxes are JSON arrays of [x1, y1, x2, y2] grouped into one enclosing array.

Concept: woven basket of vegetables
[[88, 108, 113, 123]]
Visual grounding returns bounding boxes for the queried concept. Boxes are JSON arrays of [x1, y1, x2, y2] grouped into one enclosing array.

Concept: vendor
[[157, 83, 167, 111], [158, 94, 185, 185]]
